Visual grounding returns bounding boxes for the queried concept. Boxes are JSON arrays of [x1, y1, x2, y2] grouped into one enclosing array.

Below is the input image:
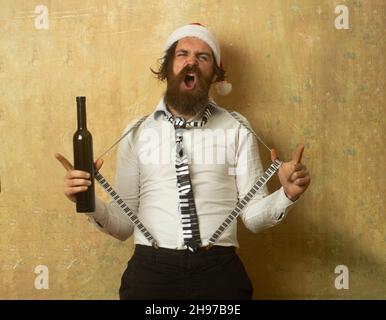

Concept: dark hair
[[151, 41, 226, 82]]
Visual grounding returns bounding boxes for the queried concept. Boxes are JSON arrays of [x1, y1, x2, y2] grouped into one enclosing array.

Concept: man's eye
[[199, 55, 209, 61]]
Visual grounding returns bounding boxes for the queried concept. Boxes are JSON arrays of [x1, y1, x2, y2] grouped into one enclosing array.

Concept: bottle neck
[[76, 97, 87, 129]]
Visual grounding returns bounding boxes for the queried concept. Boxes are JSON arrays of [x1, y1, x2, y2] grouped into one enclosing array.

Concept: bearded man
[[56, 24, 310, 300]]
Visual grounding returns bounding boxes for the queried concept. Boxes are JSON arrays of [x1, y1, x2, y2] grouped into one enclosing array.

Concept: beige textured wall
[[0, 0, 384, 299]]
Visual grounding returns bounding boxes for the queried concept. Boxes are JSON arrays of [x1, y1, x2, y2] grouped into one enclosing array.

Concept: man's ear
[[211, 72, 218, 84]]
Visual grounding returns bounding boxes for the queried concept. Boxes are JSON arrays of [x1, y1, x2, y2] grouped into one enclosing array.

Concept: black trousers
[[119, 244, 253, 300]]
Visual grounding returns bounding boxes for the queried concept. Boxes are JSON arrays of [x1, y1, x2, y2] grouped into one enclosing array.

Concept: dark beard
[[164, 65, 212, 116]]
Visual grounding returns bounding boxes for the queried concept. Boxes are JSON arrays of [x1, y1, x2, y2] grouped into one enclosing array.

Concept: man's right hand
[[54, 153, 104, 203]]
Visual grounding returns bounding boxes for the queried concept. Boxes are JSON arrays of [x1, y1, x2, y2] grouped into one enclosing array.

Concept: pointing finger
[[270, 148, 277, 162], [293, 144, 305, 164], [55, 153, 74, 172]]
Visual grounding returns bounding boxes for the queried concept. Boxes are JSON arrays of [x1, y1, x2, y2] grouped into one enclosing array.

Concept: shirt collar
[[153, 98, 172, 120], [153, 97, 217, 122]]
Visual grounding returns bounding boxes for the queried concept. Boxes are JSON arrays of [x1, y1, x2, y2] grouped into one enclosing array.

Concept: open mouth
[[183, 73, 196, 90]]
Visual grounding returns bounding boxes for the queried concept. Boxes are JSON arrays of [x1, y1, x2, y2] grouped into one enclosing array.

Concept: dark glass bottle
[[73, 96, 95, 212]]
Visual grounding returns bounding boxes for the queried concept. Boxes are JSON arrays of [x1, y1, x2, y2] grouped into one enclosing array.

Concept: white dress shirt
[[85, 98, 297, 248]]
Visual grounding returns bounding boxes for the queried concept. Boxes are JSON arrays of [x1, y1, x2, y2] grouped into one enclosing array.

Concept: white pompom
[[215, 80, 232, 96]]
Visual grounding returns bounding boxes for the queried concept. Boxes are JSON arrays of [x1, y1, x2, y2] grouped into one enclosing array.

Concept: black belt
[[134, 244, 235, 255]]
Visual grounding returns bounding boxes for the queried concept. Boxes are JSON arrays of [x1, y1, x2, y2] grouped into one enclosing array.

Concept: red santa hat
[[164, 23, 232, 96]]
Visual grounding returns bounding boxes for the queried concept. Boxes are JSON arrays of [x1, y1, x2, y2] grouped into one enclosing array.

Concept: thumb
[[94, 158, 104, 172], [270, 148, 277, 162]]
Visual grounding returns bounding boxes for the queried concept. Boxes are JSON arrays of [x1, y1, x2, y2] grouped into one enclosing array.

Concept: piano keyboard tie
[[166, 105, 214, 252]]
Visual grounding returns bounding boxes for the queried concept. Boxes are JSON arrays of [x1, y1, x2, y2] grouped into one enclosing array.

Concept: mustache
[[176, 65, 203, 80]]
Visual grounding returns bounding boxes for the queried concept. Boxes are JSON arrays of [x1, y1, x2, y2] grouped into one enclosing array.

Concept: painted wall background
[[0, 0, 384, 299]]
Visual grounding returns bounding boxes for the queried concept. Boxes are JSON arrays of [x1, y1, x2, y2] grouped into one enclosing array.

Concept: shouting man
[[56, 24, 311, 300]]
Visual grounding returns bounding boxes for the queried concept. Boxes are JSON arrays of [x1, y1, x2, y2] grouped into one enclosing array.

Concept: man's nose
[[185, 55, 198, 67]]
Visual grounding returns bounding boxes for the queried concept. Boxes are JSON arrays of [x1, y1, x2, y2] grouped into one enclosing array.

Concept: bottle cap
[[76, 96, 86, 103]]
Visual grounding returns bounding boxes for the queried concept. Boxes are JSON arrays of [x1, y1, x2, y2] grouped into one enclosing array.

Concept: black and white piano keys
[[94, 171, 158, 248]]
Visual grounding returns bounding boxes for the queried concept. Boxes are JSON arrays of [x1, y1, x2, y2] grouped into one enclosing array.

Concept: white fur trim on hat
[[215, 80, 232, 96], [165, 24, 221, 66]]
